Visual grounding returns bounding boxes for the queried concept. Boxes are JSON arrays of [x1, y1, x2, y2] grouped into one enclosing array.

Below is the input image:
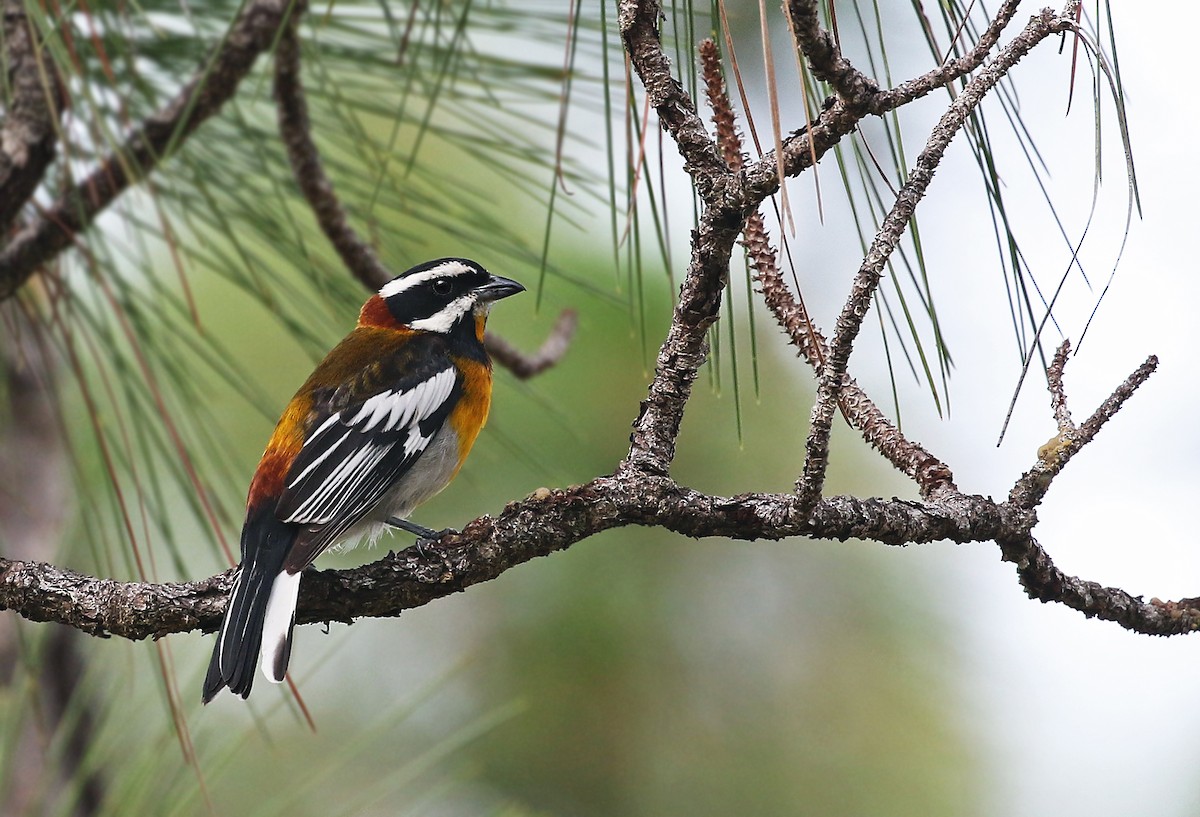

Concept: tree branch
[[273, 9, 392, 292], [999, 531, 1200, 636], [700, 37, 956, 497], [483, 309, 578, 380], [797, 6, 1076, 511], [0, 0, 301, 301], [617, 0, 729, 200], [0, 0, 66, 237], [618, 1, 744, 476], [0, 475, 1036, 640], [785, 0, 879, 107]]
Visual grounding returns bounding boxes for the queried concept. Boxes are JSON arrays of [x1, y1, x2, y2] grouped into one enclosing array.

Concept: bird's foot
[[386, 517, 455, 558]]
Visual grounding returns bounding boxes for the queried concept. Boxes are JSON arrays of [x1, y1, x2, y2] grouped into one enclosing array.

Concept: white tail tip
[[259, 570, 302, 684]]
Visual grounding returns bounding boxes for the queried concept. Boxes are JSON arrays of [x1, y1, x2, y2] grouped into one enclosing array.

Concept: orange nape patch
[[246, 393, 313, 508], [448, 357, 493, 470], [358, 294, 405, 330]]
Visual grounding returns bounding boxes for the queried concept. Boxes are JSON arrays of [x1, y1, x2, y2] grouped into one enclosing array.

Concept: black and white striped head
[[378, 258, 525, 333]]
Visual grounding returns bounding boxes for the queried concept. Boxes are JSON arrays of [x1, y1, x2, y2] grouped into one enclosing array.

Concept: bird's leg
[[387, 517, 439, 539], [386, 517, 455, 558]]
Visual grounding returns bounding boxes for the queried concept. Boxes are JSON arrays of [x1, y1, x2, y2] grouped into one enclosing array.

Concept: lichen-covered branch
[[0, 476, 1035, 640], [619, 0, 741, 475], [785, 0, 879, 107], [1009, 350, 1159, 511], [617, 0, 729, 199], [999, 531, 1200, 636]]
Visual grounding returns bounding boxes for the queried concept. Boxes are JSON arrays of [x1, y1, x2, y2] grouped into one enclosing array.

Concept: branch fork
[[0, 0, 1187, 655]]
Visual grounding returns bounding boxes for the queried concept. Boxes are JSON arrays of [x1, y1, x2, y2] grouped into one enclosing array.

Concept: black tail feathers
[[202, 512, 296, 703]]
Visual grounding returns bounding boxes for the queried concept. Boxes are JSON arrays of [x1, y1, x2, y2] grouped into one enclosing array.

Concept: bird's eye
[[432, 278, 453, 295]]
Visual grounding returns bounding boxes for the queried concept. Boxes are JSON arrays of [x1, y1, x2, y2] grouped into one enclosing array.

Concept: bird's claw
[[412, 528, 455, 559]]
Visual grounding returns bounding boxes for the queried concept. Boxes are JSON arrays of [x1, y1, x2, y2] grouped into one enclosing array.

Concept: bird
[[202, 258, 524, 703]]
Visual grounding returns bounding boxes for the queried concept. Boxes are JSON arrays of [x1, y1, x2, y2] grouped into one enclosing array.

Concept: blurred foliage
[[0, 0, 1134, 813]]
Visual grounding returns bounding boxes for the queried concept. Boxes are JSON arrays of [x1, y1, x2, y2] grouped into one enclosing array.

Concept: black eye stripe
[[381, 259, 492, 328]]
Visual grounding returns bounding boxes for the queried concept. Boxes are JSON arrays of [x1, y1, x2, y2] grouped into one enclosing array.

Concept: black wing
[[276, 343, 461, 568]]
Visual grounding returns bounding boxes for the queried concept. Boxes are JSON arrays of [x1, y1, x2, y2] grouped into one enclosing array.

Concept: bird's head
[[361, 258, 525, 333]]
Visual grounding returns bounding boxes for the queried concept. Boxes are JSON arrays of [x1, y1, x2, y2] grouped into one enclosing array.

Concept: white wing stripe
[[384, 391, 415, 432], [283, 367, 457, 524], [295, 447, 377, 519], [287, 443, 388, 522], [286, 429, 352, 489], [347, 368, 456, 435], [404, 426, 431, 456], [305, 413, 341, 445]]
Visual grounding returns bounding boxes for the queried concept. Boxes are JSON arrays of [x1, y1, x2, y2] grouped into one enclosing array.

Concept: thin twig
[[273, 13, 393, 291], [701, 37, 954, 496], [742, 0, 1028, 206], [1009, 351, 1158, 510], [484, 309, 578, 380], [1047, 339, 1073, 433], [797, 7, 1075, 510], [868, 0, 1023, 114]]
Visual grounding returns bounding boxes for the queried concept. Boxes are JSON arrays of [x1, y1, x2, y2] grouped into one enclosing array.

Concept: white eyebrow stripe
[[379, 261, 476, 298]]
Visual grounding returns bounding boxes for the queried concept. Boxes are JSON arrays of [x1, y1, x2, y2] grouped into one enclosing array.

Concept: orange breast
[[448, 357, 493, 471]]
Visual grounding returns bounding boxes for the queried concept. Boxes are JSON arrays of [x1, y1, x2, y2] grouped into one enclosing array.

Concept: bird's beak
[[476, 274, 526, 302]]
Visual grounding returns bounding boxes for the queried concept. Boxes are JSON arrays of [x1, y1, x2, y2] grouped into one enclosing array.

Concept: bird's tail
[[202, 513, 299, 703]]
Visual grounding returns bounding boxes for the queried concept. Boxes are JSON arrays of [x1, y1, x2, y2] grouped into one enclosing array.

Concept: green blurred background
[[3, 2, 1200, 816]]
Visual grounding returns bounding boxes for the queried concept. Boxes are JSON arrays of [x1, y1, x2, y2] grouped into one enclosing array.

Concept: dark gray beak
[[476, 274, 526, 302]]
